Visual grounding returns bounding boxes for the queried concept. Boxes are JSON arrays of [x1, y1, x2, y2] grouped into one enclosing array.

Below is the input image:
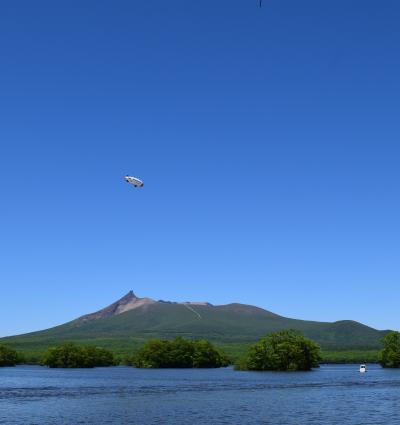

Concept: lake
[[1, 364, 399, 424]]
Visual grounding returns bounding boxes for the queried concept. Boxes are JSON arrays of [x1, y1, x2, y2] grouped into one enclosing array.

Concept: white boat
[[359, 364, 367, 373]]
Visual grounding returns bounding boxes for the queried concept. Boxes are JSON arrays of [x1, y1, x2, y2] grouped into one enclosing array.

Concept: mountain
[[0, 291, 388, 356]]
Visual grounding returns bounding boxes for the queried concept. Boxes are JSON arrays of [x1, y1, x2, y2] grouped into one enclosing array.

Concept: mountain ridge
[[0, 291, 389, 355]]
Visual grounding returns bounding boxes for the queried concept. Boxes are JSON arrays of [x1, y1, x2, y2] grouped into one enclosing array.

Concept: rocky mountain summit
[[78, 291, 213, 323], [78, 291, 156, 323]]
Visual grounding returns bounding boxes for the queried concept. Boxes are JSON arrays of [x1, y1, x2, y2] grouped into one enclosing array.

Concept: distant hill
[[0, 291, 388, 356]]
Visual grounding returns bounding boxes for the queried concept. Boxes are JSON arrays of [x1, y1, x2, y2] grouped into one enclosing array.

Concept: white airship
[[125, 175, 144, 187]]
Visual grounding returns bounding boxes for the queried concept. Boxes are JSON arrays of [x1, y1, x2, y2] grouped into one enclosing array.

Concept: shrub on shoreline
[[42, 343, 115, 368], [128, 337, 229, 368], [380, 331, 400, 368], [235, 330, 321, 371], [0, 345, 19, 367]]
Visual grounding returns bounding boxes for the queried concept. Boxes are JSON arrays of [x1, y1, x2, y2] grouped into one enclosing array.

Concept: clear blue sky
[[1, 0, 400, 336]]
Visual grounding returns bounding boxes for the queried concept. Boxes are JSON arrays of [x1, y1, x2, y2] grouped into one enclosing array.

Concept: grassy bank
[[3, 338, 382, 365], [320, 350, 380, 364], [217, 343, 381, 364]]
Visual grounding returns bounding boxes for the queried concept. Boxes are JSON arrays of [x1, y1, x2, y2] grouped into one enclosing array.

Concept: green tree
[[131, 339, 171, 368], [235, 330, 321, 371], [168, 337, 195, 368], [0, 345, 19, 367], [192, 340, 229, 368], [130, 337, 228, 368], [380, 331, 400, 368], [42, 343, 115, 368]]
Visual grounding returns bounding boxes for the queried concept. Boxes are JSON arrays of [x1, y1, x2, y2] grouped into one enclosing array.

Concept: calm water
[[1, 364, 400, 424]]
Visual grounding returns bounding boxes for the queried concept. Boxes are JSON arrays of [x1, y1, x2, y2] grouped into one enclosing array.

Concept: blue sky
[[1, 0, 400, 336]]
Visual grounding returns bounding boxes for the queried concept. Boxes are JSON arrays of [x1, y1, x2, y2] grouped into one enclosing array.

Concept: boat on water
[[359, 364, 367, 373]]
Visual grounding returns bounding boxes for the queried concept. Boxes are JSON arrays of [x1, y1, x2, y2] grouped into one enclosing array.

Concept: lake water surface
[[1, 364, 400, 424]]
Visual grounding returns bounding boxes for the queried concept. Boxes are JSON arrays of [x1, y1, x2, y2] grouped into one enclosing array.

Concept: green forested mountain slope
[[1, 291, 387, 355]]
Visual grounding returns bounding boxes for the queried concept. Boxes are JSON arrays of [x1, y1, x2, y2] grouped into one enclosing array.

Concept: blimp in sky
[[125, 175, 144, 187]]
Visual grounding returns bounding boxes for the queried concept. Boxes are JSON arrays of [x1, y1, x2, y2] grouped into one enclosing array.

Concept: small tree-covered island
[[235, 330, 321, 371], [5, 330, 400, 370], [0, 345, 19, 367], [42, 343, 115, 368], [380, 331, 400, 368], [128, 337, 229, 368]]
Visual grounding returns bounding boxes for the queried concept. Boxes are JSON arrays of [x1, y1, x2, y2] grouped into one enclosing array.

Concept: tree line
[[2, 330, 400, 370], [126, 337, 229, 368]]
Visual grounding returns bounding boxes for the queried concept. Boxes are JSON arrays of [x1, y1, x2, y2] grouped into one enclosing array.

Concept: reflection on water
[[1, 364, 399, 424]]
